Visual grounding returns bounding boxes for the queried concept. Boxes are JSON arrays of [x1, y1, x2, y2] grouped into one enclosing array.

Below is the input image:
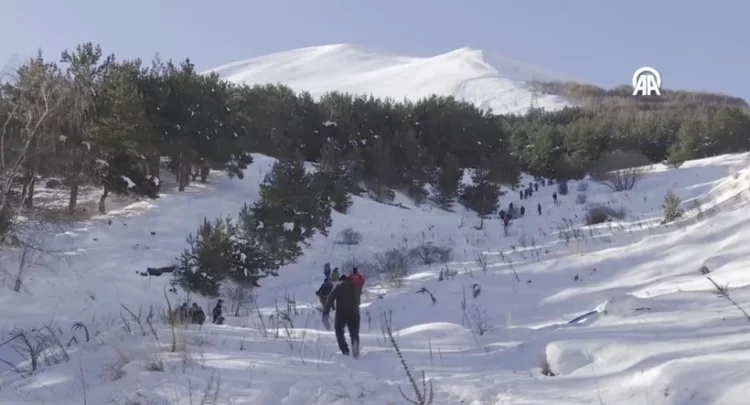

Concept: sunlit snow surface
[[1, 152, 750, 404]]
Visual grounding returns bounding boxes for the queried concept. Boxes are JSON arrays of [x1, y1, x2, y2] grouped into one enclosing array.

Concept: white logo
[[632, 67, 661, 96]]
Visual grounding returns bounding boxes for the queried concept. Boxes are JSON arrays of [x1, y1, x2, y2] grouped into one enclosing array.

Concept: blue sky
[[2, 0, 747, 101]]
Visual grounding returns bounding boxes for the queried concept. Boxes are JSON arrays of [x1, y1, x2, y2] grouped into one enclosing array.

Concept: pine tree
[[250, 157, 332, 265], [430, 152, 462, 211], [557, 180, 569, 195], [459, 157, 500, 230], [173, 214, 283, 296], [174, 217, 236, 297], [317, 140, 353, 213], [662, 190, 683, 223]]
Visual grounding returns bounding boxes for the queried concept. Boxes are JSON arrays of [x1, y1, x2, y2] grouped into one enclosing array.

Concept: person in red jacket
[[349, 267, 364, 292]]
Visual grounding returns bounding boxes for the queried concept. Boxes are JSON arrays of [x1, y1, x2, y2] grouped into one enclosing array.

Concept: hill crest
[[205, 43, 576, 115]]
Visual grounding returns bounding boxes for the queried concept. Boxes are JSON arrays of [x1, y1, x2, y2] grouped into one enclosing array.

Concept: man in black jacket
[[315, 277, 335, 310], [322, 275, 361, 357]]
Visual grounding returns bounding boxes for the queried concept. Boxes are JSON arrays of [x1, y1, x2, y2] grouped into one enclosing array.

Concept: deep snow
[[205, 44, 574, 115], [1, 152, 750, 404]]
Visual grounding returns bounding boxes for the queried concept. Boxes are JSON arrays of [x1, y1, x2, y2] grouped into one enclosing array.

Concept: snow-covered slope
[[205, 44, 574, 115], [2, 153, 750, 404]]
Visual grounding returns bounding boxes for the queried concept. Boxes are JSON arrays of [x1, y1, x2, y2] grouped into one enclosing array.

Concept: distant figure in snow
[[538, 202, 542, 215], [330, 267, 340, 283], [190, 303, 206, 325], [520, 206, 526, 216], [553, 192, 558, 204], [349, 267, 365, 292], [534, 183, 539, 192], [499, 210, 506, 220], [171, 303, 189, 324], [519, 190, 524, 200], [316, 276, 335, 309], [509, 202, 514, 211], [212, 299, 225, 325]]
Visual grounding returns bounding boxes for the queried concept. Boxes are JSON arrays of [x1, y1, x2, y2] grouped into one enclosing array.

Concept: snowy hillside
[[205, 44, 574, 115], [2, 153, 750, 404]]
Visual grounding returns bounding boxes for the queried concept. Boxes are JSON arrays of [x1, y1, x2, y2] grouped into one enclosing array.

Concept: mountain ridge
[[205, 43, 576, 115]]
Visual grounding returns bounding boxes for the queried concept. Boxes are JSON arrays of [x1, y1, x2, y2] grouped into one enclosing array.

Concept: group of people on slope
[[315, 263, 365, 357], [172, 299, 226, 326]]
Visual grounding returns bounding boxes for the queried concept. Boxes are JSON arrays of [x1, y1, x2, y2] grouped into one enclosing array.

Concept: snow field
[[1, 152, 750, 404]]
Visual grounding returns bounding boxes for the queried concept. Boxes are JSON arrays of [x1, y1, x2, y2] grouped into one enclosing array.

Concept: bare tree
[[0, 53, 70, 239], [58, 43, 114, 214], [590, 150, 650, 192], [222, 283, 254, 317]]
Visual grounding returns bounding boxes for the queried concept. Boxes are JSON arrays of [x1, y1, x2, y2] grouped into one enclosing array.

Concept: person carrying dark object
[[520, 206, 525, 216], [212, 299, 225, 325], [316, 276, 335, 310], [190, 303, 206, 325], [538, 202, 542, 215], [322, 275, 361, 358]]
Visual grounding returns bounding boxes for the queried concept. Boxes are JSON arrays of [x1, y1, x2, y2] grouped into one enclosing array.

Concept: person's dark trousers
[[334, 310, 360, 355]]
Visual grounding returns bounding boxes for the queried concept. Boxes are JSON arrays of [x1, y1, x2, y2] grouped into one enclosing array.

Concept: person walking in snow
[[553, 192, 558, 204], [316, 276, 335, 310], [349, 267, 365, 292], [519, 189, 524, 200], [212, 299, 225, 325], [499, 209, 506, 220], [322, 275, 361, 358], [520, 206, 526, 216], [534, 183, 539, 192], [190, 303, 206, 325], [330, 267, 340, 283], [537, 202, 542, 215]]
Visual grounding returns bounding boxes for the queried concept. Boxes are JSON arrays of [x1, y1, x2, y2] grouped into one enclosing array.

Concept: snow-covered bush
[[341, 255, 380, 280], [584, 204, 627, 225], [375, 248, 413, 286], [336, 227, 362, 245], [409, 243, 452, 265], [662, 190, 684, 223], [576, 193, 587, 205], [576, 181, 589, 192]]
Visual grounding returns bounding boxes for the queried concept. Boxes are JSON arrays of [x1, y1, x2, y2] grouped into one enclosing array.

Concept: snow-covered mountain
[[205, 44, 575, 115]]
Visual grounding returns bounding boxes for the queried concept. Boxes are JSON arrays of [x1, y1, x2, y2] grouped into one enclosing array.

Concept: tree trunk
[[68, 179, 79, 215], [149, 153, 161, 179], [24, 175, 36, 208], [98, 185, 109, 214], [178, 154, 190, 192], [199, 163, 210, 182]]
